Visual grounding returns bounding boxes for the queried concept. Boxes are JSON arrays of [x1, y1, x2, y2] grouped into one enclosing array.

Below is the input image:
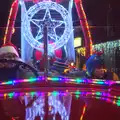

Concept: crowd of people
[[51, 52, 119, 81]]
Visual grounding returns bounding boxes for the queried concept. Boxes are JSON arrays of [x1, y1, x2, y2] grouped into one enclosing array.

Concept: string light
[[76, 39, 120, 56], [0, 76, 120, 86], [75, 0, 93, 57], [0, 91, 120, 107], [93, 40, 120, 51], [3, 0, 19, 44], [0, 76, 45, 85], [52, 91, 59, 96]]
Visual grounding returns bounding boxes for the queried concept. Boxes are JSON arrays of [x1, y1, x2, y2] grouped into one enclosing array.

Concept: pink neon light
[[3, 0, 19, 45], [74, 0, 93, 58]]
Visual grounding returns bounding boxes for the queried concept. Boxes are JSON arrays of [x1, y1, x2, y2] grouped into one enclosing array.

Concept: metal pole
[[43, 25, 48, 78], [44, 93, 49, 120]]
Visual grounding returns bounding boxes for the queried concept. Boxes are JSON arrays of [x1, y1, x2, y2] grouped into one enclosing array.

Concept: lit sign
[[74, 37, 82, 48]]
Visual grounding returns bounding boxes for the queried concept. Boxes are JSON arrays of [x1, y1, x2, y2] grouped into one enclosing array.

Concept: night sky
[[0, 0, 11, 45], [0, 0, 120, 46]]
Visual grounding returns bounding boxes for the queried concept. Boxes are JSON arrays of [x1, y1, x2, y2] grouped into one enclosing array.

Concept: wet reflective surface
[[0, 89, 120, 120]]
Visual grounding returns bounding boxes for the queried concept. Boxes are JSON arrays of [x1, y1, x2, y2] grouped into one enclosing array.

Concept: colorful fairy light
[[0, 91, 120, 107], [3, 93, 7, 99], [76, 39, 120, 61], [30, 91, 36, 96], [0, 76, 120, 86], [1, 91, 119, 119], [1, 80, 15, 85], [75, 90, 81, 98], [93, 40, 120, 51], [52, 91, 59, 96], [116, 100, 120, 106], [0, 76, 45, 85], [8, 92, 14, 98], [95, 92, 102, 96], [75, 90, 81, 95]]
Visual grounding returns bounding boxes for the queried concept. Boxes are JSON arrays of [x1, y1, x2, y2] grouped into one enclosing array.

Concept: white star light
[[31, 8, 64, 41], [23, 1, 72, 54]]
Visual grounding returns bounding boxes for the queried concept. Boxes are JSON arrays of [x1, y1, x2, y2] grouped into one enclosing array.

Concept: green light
[[116, 100, 120, 106], [75, 95, 80, 99], [75, 90, 81, 95], [97, 81, 104, 85], [76, 78, 83, 83], [30, 92, 36, 96], [8, 92, 14, 98], [51, 77, 59, 81], [95, 96, 101, 99], [95, 92, 102, 96], [52, 91, 59, 96], [5, 81, 13, 85], [29, 77, 37, 83], [118, 97, 120, 100]]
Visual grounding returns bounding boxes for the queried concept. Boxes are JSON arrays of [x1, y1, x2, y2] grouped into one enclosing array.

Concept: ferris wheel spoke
[[48, 31, 60, 42], [23, 1, 71, 51], [35, 30, 43, 40], [30, 19, 42, 28]]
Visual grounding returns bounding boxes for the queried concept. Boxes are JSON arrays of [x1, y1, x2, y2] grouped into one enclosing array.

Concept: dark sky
[[82, 0, 120, 44], [0, 1, 11, 42], [0, 0, 120, 46]]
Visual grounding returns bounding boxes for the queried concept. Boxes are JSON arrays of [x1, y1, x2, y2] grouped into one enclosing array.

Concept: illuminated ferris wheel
[[22, 1, 72, 55]]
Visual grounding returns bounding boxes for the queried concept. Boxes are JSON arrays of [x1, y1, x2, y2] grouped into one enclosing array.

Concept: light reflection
[[0, 91, 120, 107], [80, 104, 87, 120], [25, 94, 45, 120], [0, 91, 120, 119], [25, 92, 72, 120]]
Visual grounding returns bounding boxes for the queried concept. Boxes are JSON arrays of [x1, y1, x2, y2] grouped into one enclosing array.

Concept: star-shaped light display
[[31, 8, 64, 42], [22, 1, 72, 54]]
